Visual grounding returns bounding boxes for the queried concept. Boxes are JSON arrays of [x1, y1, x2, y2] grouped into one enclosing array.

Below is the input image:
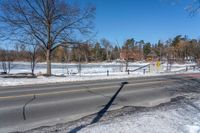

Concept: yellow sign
[[156, 61, 161, 69]]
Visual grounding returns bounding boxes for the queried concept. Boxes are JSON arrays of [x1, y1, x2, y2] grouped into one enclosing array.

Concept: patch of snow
[[184, 125, 200, 133]]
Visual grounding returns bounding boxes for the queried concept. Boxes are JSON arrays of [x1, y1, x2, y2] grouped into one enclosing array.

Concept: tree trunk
[[95, 51, 98, 61], [125, 60, 128, 71], [106, 51, 109, 61], [84, 53, 88, 63], [46, 49, 51, 76]]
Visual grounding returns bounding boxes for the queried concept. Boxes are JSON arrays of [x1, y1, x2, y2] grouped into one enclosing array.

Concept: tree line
[[1, 35, 200, 63]]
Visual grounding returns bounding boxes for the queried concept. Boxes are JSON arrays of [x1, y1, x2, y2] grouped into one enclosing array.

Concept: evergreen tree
[[143, 42, 151, 58]]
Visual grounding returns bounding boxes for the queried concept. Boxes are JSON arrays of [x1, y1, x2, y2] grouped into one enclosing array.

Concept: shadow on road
[[68, 81, 128, 133], [23, 95, 36, 120]]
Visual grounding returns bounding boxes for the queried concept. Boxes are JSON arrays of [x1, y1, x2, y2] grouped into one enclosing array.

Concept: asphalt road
[[0, 74, 200, 132]]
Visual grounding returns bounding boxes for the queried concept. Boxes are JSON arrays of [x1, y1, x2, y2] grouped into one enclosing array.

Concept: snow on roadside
[[0, 72, 161, 86], [79, 95, 200, 133]]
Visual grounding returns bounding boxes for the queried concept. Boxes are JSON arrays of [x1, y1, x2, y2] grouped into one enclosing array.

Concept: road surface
[[0, 73, 200, 132]]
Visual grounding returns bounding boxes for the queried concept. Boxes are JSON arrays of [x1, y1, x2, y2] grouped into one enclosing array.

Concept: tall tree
[[143, 42, 151, 59], [93, 42, 101, 61], [0, 0, 95, 75], [154, 40, 164, 58], [112, 45, 120, 60], [100, 38, 112, 61], [27, 41, 39, 75], [80, 43, 91, 63], [122, 38, 135, 71]]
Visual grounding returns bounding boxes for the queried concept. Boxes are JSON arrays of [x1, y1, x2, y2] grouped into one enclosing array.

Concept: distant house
[[146, 51, 158, 61]]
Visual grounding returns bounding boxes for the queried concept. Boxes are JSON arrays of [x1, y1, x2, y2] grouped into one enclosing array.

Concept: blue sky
[[76, 0, 200, 44]]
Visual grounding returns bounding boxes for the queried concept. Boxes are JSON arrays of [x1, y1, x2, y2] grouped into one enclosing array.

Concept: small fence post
[[186, 66, 188, 71], [128, 69, 130, 75], [107, 70, 109, 76], [193, 66, 195, 71], [148, 64, 150, 73], [143, 69, 146, 75]]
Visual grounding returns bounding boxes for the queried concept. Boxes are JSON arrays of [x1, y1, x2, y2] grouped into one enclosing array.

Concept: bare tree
[[186, 0, 200, 16], [27, 40, 39, 75], [0, 0, 95, 76], [80, 43, 91, 63], [122, 39, 135, 71], [29, 46, 38, 75], [101, 39, 112, 62], [15, 37, 39, 75]]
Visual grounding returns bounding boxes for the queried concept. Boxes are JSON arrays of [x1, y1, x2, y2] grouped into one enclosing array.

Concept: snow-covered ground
[[27, 94, 200, 133], [0, 61, 198, 86], [0, 61, 150, 75]]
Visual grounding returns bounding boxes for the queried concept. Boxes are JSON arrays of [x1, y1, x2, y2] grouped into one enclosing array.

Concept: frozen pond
[[0, 62, 150, 75]]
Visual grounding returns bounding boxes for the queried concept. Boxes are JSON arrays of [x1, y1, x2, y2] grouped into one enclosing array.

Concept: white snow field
[[0, 61, 198, 86]]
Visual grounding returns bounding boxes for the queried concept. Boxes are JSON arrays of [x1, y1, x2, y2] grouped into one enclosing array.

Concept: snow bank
[[0, 72, 162, 86]]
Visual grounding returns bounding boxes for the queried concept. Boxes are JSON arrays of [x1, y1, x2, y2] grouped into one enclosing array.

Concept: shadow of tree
[[68, 81, 128, 133], [23, 95, 36, 120]]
